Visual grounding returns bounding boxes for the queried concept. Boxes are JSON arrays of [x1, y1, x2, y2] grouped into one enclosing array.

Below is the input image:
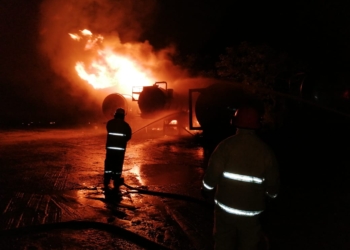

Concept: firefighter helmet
[[114, 108, 126, 118], [233, 106, 261, 129]]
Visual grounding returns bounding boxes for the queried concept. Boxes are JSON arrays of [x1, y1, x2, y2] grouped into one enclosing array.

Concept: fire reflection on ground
[[0, 126, 214, 249], [128, 164, 143, 185]]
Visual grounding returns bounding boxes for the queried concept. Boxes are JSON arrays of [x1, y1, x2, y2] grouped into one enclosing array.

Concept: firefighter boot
[[113, 175, 124, 188], [104, 173, 112, 189]]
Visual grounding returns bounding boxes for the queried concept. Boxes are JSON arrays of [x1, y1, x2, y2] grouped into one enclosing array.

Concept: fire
[[69, 29, 153, 93], [81, 29, 92, 36], [69, 33, 81, 41]]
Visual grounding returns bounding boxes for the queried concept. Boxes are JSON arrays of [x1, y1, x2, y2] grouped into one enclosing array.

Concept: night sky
[[1, 0, 349, 125]]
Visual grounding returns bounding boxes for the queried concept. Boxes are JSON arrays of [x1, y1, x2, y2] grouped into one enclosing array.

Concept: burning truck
[[65, 30, 259, 135]]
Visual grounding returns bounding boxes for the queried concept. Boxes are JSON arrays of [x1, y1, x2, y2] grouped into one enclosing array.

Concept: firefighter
[[202, 106, 280, 250], [104, 108, 132, 189]]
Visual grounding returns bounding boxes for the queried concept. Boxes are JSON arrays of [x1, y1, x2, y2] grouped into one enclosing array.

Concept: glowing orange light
[[69, 29, 154, 93], [81, 29, 92, 36], [169, 120, 178, 125], [68, 33, 81, 41]]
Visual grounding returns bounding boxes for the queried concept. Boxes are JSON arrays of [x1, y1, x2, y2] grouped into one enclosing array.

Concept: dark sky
[[147, 0, 350, 69], [0, 0, 349, 124]]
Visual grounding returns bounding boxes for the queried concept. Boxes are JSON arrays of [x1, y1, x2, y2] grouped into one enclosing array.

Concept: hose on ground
[[121, 181, 214, 209], [0, 220, 172, 250]]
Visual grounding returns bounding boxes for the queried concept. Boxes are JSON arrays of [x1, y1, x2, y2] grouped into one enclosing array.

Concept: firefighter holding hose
[[202, 106, 280, 250], [104, 108, 132, 189]]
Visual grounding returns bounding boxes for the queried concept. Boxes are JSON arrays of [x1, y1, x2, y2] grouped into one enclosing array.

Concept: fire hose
[[121, 180, 213, 208], [0, 112, 208, 248], [0, 188, 211, 250], [0, 181, 213, 250], [0, 220, 172, 250]]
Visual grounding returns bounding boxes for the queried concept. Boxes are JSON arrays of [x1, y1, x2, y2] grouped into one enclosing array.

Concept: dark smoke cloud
[[37, 0, 218, 113], [0, 0, 160, 125], [38, 0, 154, 88], [38, 0, 188, 93], [0, 0, 227, 125]]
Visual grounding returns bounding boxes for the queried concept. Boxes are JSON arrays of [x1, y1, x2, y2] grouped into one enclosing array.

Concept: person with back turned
[[104, 108, 132, 189], [201, 106, 280, 250]]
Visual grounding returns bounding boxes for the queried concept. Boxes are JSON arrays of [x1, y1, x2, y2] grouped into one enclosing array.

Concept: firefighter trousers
[[104, 150, 125, 184], [214, 207, 263, 250]]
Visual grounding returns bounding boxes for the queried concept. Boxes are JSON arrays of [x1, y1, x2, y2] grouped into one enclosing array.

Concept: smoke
[[38, 0, 190, 94], [35, 0, 225, 126], [0, 0, 228, 126]]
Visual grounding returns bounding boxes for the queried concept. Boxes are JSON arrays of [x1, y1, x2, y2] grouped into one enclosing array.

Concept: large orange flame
[[69, 29, 154, 94]]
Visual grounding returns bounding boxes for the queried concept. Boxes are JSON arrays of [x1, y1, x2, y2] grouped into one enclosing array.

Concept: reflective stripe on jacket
[[106, 118, 132, 150], [202, 128, 279, 214], [215, 200, 263, 216]]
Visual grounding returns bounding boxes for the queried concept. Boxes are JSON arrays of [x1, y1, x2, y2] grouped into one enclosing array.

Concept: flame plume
[[69, 29, 154, 93]]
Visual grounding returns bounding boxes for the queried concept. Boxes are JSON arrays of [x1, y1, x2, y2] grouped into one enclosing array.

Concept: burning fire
[[69, 29, 154, 93]]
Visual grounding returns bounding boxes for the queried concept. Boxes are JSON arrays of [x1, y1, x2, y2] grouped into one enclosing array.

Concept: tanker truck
[[101, 81, 262, 137], [101, 81, 189, 135], [101, 81, 182, 120], [189, 82, 263, 154]]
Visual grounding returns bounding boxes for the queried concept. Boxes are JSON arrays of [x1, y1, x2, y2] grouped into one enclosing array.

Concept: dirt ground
[[1, 107, 350, 250]]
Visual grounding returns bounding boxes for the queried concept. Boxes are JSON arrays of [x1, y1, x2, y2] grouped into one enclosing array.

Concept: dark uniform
[[104, 108, 132, 187], [202, 107, 280, 250]]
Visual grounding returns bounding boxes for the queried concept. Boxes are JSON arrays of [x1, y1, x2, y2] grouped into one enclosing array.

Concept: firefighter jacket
[[106, 118, 132, 152], [202, 128, 279, 216]]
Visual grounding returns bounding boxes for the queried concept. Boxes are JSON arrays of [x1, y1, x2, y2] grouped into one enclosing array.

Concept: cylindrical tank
[[102, 93, 128, 120], [138, 85, 170, 118], [195, 83, 262, 129]]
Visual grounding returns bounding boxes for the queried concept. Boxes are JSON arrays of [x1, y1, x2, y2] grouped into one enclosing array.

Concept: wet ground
[[0, 118, 213, 250], [1, 107, 350, 250]]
